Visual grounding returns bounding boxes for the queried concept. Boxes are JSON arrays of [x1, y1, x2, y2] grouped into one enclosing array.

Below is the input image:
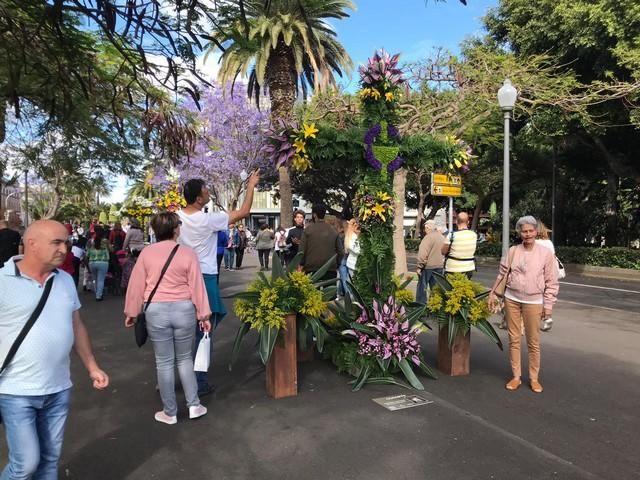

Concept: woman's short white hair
[[515, 215, 537, 232], [424, 220, 436, 230]]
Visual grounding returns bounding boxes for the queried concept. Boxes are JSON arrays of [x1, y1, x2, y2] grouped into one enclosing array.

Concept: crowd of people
[[0, 181, 564, 477]]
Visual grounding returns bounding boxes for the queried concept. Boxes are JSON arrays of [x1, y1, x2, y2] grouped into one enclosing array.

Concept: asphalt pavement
[[1, 252, 639, 480]]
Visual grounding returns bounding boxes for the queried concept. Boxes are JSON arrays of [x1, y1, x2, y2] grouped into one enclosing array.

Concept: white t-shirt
[[177, 210, 229, 275], [0, 260, 81, 395], [71, 245, 85, 260]]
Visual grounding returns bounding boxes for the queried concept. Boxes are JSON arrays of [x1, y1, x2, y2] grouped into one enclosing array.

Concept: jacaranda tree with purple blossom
[[162, 83, 270, 210]]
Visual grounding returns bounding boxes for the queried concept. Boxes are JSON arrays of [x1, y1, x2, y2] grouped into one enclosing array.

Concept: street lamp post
[[497, 79, 518, 260]]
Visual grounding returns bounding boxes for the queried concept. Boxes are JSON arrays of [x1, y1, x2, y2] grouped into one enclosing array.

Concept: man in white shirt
[[177, 172, 260, 394], [441, 212, 478, 279]]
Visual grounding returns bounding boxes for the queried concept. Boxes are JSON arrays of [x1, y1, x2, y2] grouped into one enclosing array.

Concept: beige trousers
[[504, 299, 543, 381]]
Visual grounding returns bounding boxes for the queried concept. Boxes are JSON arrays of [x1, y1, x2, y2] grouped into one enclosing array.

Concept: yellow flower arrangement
[[291, 154, 311, 172], [234, 270, 327, 332], [384, 92, 394, 102], [303, 122, 319, 138], [427, 274, 492, 325], [293, 138, 306, 153], [425, 272, 501, 350], [356, 186, 395, 227], [156, 186, 187, 213]]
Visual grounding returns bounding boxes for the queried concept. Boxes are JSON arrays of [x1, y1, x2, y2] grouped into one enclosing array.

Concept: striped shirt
[[444, 229, 477, 273]]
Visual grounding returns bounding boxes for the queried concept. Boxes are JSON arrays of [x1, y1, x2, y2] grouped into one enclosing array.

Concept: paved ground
[[1, 252, 639, 480]]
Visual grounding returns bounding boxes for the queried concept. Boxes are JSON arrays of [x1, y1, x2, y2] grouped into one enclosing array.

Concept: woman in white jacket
[[344, 219, 360, 279]]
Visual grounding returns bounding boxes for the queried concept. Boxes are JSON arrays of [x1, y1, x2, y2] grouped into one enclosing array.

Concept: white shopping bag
[[193, 332, 211, 372]]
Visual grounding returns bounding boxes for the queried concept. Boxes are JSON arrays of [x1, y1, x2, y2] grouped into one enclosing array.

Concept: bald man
[[0, 220, 109, 479], [441, 212, 478, 279]]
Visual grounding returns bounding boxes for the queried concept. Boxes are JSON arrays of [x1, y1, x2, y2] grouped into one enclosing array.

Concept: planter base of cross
[[437, 327, 470, 376], [266, 313, 298, 398]]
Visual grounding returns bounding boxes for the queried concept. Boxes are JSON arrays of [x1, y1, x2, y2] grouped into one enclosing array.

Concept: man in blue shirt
[[0, 220, 109, 479]]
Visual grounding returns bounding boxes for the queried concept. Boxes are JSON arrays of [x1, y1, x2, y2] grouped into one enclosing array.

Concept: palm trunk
[[393, 167, 408, 276], [415, 172, 426, 239], [266, 40, 297, 228], [471, 193, 485, 232]]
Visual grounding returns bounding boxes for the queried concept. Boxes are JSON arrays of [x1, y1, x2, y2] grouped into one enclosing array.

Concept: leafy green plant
[[427, 273, 503, 350], [230, 253, 337, 367]]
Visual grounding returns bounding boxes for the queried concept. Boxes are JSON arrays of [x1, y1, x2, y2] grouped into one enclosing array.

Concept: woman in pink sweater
[[124, 212, 212, 424], [488, 216, 559, 394]]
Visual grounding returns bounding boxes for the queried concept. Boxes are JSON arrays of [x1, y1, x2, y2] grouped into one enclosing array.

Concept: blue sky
[[106, 0, 498, 202], [334, 0, 497, 89]]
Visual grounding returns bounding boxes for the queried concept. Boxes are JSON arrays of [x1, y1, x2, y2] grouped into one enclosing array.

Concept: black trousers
[[258, 249, 270, 268], [235, 248, 245, 269]]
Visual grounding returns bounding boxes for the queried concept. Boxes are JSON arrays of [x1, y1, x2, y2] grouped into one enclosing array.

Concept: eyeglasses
[[177, 221, 182, 226]]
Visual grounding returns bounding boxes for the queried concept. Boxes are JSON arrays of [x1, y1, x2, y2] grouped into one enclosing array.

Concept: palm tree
[[209, 0, 354, 226]]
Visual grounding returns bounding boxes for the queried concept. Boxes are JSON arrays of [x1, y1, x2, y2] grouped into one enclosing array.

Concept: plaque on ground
[[372, 394, 434, 411]]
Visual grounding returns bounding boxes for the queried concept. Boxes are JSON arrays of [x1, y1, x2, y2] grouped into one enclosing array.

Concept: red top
[[60, 251, 75, 275]]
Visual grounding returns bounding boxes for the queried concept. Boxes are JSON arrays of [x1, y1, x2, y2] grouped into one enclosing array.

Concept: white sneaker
[[154, 411, 177, 425], [189, 405, 207, 419], [541, 318, 553, 332]]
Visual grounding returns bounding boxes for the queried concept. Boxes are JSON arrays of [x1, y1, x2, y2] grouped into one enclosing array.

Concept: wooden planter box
[[266, 313, 298, 399], [437, 326, 471, 376]]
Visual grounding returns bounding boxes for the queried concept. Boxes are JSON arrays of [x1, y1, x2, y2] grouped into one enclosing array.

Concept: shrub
[[474, 242, 640, 270], [405, 238, 421, 251]]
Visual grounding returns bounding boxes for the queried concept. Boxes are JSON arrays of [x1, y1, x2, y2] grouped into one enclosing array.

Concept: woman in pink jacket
[[124, 212, 212, 424], [488, 216, 559, 394]]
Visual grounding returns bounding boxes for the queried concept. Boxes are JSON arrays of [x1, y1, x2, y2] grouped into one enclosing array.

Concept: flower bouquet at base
[[426, 272, 503, 350], [230, 253, 337, 367], [322, 281, 436, 391]]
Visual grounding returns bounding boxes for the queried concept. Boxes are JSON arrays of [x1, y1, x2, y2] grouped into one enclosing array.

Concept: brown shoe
[[505, 378, 522, 390], [530, 380, 544, 393]]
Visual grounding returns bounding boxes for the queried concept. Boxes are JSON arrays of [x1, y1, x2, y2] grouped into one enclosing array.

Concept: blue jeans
[[416, 268, 443, 304], [195, 274, 227, 391], [146, 301, 200, 417], [0, 389, 71, 480], [89, 261, 109, 299], [223, 248, 235, 269], [338, 257, 349, 297]]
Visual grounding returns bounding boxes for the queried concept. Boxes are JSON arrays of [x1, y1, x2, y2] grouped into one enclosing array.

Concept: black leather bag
[[134, 245, 179, 347], [134, 312, 148, 347]]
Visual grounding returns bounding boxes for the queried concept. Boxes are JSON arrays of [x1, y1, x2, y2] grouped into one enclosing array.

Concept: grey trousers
[[146, 300, 201, 416]]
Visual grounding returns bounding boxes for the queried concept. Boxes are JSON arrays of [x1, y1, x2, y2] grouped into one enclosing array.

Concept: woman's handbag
[[134, 245, 180, 347], [556, 256, 566, 279], [494, 247, 517, 297], [193, 332, 211, 372]]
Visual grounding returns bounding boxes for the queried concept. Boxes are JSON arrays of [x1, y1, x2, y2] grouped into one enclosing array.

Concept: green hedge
[[405, 238, 421, 252], [475, 242, 640, 270]]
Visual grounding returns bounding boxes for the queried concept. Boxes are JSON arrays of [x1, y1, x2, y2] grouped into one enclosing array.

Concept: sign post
[[431, 173, 463, 233]]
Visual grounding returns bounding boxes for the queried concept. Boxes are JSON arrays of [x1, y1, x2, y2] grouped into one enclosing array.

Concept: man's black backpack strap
[[0, 275, 55, 376]]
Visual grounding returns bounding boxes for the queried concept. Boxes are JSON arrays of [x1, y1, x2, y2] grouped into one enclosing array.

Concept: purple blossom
[[156, 83, 270, 209], [387, 124, 400, 141], [364, 123, 382, 145], [365, 144, 382, 171], [359, 50, 405, 88], [347, 297, 422, 363], [387, 155, 404, 174]]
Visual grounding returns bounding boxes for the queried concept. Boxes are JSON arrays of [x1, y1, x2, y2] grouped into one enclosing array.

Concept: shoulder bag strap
[[144, 245, 180, 312], [0, 275, 55, 376], [504, 245, 517, 277]]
